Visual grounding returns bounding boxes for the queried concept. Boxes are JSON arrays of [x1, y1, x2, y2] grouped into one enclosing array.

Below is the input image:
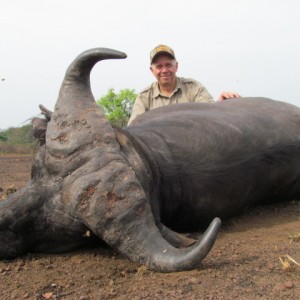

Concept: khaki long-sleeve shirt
[[128, 77, 214, 125]]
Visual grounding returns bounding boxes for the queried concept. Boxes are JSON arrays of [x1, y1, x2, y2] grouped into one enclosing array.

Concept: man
[[128, 44, 240, 125]]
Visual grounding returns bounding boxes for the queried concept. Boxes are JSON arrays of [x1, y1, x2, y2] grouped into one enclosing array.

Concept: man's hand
[[218, 91, 241, 101]]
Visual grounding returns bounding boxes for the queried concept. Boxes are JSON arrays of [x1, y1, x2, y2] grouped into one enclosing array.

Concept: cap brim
[[151, 51, 175, 63]]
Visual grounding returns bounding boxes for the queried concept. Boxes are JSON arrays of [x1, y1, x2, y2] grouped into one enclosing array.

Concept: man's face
[[150, 54, 178, 86]]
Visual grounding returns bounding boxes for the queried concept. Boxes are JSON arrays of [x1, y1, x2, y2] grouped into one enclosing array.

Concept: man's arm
[[192, 82, 215, 103], [127, 95, 148, 125]]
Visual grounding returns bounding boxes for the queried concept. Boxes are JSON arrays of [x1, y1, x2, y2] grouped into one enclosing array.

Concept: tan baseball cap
[[150, 44, 176, 64]]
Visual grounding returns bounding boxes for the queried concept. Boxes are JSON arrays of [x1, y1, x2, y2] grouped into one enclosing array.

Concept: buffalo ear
[[32, 117, 47, 145], [32, 105, 53, 145], [39, 104, 52, 121]]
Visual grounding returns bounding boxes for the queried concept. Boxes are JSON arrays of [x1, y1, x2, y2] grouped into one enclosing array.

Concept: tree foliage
[[0, 124, 34, 144], [0, 135, 7, 142], [0, 124, 35, 154], [97, 88, 136, 127]]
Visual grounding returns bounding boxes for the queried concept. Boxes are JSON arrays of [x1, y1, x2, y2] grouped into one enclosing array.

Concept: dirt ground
[[0, 155, 299, 300]]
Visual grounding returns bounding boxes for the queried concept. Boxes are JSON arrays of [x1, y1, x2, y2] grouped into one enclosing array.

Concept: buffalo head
[[0, 48, 221, 272]]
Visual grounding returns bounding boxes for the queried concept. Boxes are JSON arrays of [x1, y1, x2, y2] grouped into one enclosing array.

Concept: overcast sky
[[1, 0, 300, 129]]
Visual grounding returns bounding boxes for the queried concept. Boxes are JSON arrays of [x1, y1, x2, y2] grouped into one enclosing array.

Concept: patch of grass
[[289, 233, 300, 243], [276, 246, 300, 272]]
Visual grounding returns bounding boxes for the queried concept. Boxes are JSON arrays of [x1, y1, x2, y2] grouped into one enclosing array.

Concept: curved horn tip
[[202, 217, 222, 245], [60, 47, 127, 88], [80, 47, 127, 60], [147, 217, 222, 273], [211, 217, 222, 229]]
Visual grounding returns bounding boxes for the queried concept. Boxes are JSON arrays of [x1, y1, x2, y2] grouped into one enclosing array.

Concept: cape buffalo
[[1, 48, 300, 272]]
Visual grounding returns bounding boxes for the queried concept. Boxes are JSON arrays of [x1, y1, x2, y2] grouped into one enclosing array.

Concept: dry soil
[[0, 155, 299, 300]]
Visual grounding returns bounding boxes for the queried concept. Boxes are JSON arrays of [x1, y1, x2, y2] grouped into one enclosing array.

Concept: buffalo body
[[0, 48, 300, 272]]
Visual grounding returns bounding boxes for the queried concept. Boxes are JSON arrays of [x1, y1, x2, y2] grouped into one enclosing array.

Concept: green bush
[[97, 88, 136, 128], [0, 124, 35, 154]]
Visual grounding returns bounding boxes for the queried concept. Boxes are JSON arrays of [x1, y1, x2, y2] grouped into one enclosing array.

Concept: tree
[[97, 88, 136, 127], [2, 124, 34, 144], [0, 134, 8, 154], [0, 135, 7, 142], [0, 125, 35, 154]]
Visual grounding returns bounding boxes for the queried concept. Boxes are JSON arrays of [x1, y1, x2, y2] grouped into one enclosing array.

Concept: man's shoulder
[[179, 77, 201, 86], [139, 82, 157, 95]]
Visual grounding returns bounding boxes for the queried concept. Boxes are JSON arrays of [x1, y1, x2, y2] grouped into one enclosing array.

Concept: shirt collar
[[153, 77, 181, 98]]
